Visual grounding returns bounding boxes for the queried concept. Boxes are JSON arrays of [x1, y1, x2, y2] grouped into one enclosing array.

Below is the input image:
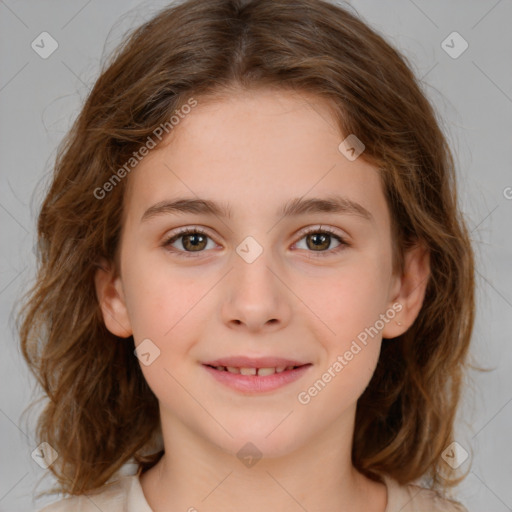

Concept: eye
[[293, 226, 349, 256], [162, 225, 349, 258], [162, 227, 217, 257]]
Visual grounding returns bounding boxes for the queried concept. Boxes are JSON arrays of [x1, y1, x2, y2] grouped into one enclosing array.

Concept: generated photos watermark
[[93, 97, 198, 200], [297, 302, 403, 405]]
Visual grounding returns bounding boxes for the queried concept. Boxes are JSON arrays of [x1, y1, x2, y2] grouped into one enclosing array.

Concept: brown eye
[[294, 227, 348, 256], [180, 232, 208, 251], [305, 232, 331, 251], [163, 228, 215, 255]]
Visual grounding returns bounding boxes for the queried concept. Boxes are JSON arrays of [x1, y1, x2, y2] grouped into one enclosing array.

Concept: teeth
[[257, 367, 276, 376], [239, 367, 257, 376], [213, 365, 300, 375]]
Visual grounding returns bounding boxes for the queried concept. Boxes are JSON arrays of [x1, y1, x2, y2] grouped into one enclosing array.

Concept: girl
[[18, 0, 475, 510]]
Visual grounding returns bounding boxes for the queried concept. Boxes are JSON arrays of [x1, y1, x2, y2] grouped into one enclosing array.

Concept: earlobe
[[382, 242, 430, 339], [94, 258, 133, 338]]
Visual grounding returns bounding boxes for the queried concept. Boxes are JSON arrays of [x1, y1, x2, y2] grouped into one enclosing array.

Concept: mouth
[[203, 364, 305, 376], [201, 357, 312, 393]]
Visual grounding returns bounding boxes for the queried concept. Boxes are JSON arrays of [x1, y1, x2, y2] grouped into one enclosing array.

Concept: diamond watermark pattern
[[441, 441, 469, 469], [31, 442, 59, 469], [134, 338, 161, 366], [31, 32, 59, 59], [338, 134, 365, 161], [441, 32, 468, 59], [236, 236, 263, 264], [237, 441, 262, 468]]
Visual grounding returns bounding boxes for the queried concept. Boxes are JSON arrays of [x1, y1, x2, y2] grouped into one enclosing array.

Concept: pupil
[[309, 233, 329, 250], [185, 234, 205, 250]]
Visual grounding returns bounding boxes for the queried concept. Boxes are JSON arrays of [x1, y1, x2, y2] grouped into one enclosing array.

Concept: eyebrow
[[141, 195, 373, 223]]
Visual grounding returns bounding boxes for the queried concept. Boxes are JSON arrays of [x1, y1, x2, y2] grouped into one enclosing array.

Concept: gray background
[[1, 0, 511, 510]]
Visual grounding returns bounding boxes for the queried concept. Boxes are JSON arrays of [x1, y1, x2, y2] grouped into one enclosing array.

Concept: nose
[[220, 245, 292, 333]]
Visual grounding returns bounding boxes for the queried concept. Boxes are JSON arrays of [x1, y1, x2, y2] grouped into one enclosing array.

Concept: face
[[96, 87, 426, 459]]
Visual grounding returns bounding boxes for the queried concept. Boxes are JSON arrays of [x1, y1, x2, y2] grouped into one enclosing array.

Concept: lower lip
[[202, 364, 312, 393]]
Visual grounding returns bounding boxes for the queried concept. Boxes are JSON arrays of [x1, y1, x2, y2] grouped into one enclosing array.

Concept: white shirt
[[38, 473, 468, 511]]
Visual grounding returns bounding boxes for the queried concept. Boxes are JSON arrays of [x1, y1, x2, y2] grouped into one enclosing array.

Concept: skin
[[95, 87, 430, 512]]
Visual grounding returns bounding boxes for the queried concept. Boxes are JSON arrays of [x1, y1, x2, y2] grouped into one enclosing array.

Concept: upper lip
[[203, 356, 310, 368]]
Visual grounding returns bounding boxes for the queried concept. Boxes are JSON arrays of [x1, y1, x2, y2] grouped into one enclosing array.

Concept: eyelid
[[162, 226, 217, 243], [294, 224, 347, 240]]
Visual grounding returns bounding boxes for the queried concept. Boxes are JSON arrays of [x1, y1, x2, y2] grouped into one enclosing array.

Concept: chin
[[209, 421, 307, 461]]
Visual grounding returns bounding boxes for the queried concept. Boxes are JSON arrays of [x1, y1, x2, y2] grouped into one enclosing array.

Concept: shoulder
[[38, 475, 140, 512], [384, 475, 468, 512]]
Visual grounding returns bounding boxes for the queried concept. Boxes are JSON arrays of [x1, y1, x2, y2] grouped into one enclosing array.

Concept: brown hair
[[17, 0, 475, 499]]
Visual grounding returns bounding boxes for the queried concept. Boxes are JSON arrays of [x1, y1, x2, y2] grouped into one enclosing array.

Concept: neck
[[139, 407, 387, 512]]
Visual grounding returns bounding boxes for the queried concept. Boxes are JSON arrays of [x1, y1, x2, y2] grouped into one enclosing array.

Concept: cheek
[[297, 285, 384, 414], [299, 344, 381, 419], [122, 249, 205, 340], [302, 257, 391, 345], [123, 265, 208, 403], [122, 259, 216, 380]]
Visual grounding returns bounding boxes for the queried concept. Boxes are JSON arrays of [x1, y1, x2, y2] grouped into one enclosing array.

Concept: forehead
[[122, 88, 388, 228]]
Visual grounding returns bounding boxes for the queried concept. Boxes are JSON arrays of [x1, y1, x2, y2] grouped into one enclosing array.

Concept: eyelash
[[161, 226, 349, 258]]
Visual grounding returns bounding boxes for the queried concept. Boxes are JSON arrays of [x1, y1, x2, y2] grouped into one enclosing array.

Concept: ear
[[94, 258, 133, 338], [382, 242, 430, 339]]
